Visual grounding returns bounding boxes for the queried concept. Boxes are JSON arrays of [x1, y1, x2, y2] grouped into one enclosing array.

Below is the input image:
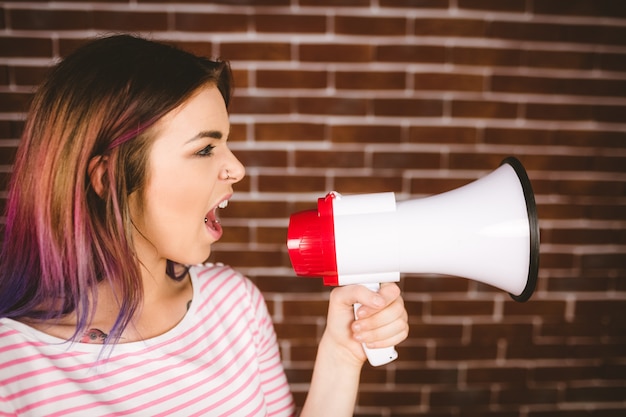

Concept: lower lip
[[205, 219, 223, 240]]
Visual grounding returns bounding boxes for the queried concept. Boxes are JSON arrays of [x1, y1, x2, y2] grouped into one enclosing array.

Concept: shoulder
[[190, 263, 259, 295], [189, 263, 267, 315]]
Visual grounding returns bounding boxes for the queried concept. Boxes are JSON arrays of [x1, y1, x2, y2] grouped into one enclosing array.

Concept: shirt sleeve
[[244, 277, 296, 416]]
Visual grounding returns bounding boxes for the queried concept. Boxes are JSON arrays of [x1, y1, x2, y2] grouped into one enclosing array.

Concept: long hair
[[0, 34, 233, 343]]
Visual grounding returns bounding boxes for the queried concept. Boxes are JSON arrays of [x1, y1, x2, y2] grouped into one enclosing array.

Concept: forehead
[[153, 84, 230, 140]]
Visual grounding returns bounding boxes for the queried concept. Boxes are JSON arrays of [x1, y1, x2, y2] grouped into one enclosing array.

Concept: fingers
[[324, 282, 409, 363], [352, 293, 408, 349]]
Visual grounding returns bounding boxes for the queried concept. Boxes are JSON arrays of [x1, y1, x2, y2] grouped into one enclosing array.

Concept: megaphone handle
[[353, 283, 399, 367]]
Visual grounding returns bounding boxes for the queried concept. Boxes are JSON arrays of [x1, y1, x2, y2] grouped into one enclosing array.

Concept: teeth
[[218, 200, 229, 209]]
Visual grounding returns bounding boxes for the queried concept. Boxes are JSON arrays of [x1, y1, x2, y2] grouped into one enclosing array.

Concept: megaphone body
[[287, 157, 540, 366]]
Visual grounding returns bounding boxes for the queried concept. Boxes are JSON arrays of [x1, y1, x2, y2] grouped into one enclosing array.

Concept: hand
[[321, 282, 409, 367]]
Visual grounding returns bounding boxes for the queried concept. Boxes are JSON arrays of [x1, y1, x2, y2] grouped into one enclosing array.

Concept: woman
[[0, 34, 408, 416]]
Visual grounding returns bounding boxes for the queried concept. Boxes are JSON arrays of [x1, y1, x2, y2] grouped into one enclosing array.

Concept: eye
[[195, 144, 215, 157]]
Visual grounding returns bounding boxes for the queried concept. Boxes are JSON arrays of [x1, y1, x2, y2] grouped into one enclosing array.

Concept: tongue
[[205, 210, 220, 231]]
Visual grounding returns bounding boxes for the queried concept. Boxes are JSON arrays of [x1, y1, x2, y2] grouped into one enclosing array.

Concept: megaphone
[[287, 157, 539, 366]]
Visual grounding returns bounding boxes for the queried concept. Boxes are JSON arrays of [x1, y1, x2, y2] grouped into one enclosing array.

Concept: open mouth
[[205, 199, 229, 233]]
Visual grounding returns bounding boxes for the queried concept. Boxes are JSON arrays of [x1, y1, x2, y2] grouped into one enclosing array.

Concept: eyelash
[[195, 144, 215, 157]]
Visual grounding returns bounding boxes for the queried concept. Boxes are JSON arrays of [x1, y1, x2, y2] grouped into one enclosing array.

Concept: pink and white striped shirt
[[0, 264, 295, 416]]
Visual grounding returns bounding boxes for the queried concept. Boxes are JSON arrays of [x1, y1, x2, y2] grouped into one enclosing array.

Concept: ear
[[88, 155, 109, 198]]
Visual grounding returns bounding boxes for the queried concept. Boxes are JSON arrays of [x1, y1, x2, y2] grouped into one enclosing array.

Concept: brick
[[163, 41, 214, 59], [533, 0, 626, 18], [565, 385, 626, 403], [431, 300, 494, 316], [471, 323, 533, 345], [484, 128, 626, 148], [548, 227, 626, 245], [396, 366, 458, 385], [489, 21, 626, 46], [498, 387, 559, 405], [0, 37, 52, 58], [0, 120, 24, 139], [330, 125, 402, 143], [599, 52, 626, 72], [403, 274, 470, 293], [259, 174, 326, 192], [503, 300, 566, 318], [256, 14, 326, 33], [376, 44, 446, 63], [409, 177, 472, 195], [372, 151, 441, 169], [255, 123, 325, 141], [300, 0, 369, 5], [295, 96, 367, 115], [10, 9, 91, 30], [546, 275, 614, 292], [12, 65, 50, 86], [358, 389, 422, 406], [430, 387, 491, 406], [220, 42, 291, 61], [458, 0, 525, 12], [233, 150, 288, 167], [174, 13, 248, 32], [532, 364, 607, 382], [139, 0, 289, 4], [413, 18, 487, 37], [574, 300, 626, 320], [528, 409, 626, 417], [526, 103, 593, 121], [467, 367, 528, 385], [335, 16, 407, 36], [451, 99, 518, 119], [335, 71, 406, 90], [0, 92, 32, 113], [403, 300, 424, 318], [210, 248, 283, 268], [256, 70, 327, 89], [229, 96, 292, 115], [373, 98, 443, 117], [283, 300, 328, 319], [409, 126, 478, 144], [492, 74, 626, 97], [252, 274, 327, 294], [414, 73, 484, 92], [334, 175, 403, 193], [94, 11, 167, 31], [223, 200, 289, 219], [274, 322, 319, 341], [294, 150, 365, 168], [525, 49, 596, 70], [451, 46, 522, 67], [448, 152, 516, 170], [299, 44, 373, 63], [257, 226, 288, 245], [380, 0, 448, 8], [405, 323, 463, 340]]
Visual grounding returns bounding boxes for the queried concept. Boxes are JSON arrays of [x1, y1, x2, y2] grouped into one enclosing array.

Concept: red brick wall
[[1, 1, 625, 415]]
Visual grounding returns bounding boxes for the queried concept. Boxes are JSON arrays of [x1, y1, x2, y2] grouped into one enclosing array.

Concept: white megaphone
[[287, 157, 540, 367]]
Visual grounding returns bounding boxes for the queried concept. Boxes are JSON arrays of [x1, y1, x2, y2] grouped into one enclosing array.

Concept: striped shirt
[[0, 264, 295, 416]]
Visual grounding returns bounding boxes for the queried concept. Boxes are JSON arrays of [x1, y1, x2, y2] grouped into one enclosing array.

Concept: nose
[[224, 148, 246, 183]]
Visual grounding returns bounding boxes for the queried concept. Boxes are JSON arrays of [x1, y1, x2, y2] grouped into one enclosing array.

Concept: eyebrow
[[186, 130, 224, 143]]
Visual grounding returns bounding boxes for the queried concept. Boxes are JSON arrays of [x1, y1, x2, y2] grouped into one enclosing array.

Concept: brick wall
[[1, 1, 625, 416]]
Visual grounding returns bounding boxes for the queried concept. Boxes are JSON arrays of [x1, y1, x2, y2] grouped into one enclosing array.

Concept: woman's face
[[129, 85, 245, 269]]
